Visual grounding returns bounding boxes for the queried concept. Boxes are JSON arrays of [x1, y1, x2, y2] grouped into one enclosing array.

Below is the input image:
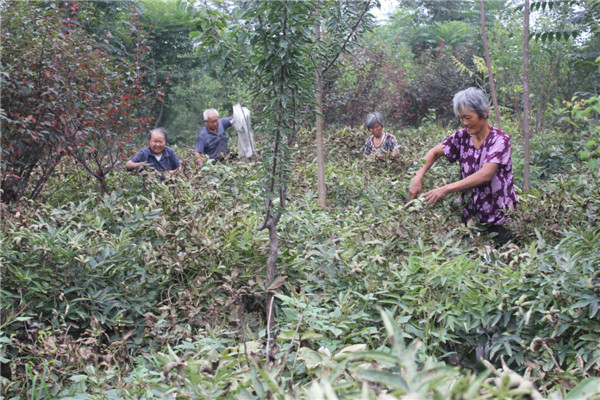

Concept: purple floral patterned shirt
[[364, 132, 399, 156], [442, 126, 518, 225]]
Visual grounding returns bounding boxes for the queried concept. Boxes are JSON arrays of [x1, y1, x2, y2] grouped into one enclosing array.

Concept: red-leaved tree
[[1, 1, 154, 202]]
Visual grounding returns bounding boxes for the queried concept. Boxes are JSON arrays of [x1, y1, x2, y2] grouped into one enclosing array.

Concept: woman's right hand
[[408, 177, 423, 200]]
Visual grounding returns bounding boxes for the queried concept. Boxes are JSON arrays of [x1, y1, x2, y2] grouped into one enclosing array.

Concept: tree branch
[[322, 0, 372, 75]]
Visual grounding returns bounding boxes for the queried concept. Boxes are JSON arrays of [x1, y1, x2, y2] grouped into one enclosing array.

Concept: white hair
[[203, 108, 219, 121], [453, 87, 489, 118], [364, 112, 384, 130]]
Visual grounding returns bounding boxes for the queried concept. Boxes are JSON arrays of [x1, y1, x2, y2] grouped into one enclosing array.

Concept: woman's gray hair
[[364, 112, 384, 130], [148, 128, 169, 143], [203, 108, 219, 121], [453, 87, 489, 119]]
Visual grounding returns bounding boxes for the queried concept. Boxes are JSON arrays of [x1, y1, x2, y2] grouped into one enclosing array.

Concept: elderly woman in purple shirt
[[408, 87, 518, 244]]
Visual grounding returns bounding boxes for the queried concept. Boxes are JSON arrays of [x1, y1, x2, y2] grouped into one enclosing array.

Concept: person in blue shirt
[[194, 108, 234, 167], [126, 128, 182, 176]]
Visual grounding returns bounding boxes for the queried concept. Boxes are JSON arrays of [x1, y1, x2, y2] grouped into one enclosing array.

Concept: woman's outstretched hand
[[423, 186, 449, 206], [408, 178, 423, 201]]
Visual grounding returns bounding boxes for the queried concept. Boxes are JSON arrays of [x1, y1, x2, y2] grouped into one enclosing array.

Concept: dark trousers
[[485, 224, 513, 246]]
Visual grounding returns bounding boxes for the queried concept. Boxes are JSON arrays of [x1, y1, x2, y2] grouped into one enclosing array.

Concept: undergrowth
[[1, 124, 599, 399]]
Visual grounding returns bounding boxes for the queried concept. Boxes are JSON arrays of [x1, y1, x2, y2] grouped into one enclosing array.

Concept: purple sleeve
[[485, 134, 511, 166], [442, 130, 461, 163]]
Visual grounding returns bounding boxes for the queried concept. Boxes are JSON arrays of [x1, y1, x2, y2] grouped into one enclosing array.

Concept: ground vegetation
[[1, 0, 599, 398]]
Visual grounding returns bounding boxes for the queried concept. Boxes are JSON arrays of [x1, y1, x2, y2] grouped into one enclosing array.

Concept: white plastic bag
[[232, 104, 255, 158]]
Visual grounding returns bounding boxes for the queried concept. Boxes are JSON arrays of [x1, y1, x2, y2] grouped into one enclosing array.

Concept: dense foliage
[[1, 0, 599, 398], [2, 118, 599, 397], [0, 1, 154, 201]]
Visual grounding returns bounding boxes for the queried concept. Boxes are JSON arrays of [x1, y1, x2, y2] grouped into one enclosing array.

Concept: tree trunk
[[479, 0, 503, 131], [315, 69, 327, 209], [98, 174, 108, 197], [523, 0, 531, 190], [265, 215, 279, 358]]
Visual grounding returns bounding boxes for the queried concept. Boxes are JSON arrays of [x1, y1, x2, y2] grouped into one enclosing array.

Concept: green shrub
[[1, 123, 599, 398]]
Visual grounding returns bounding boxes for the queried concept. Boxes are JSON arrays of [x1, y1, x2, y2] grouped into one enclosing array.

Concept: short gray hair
[[148, 128, 169, 143], [364, 112, 384, 130], [453, 87, 489, 119], [203, 108, 219, 121]]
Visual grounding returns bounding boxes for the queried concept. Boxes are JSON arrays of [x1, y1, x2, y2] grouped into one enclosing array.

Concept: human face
[[369, 122, 384, 139], [205, 115, 219, 134], [458, 107, 488, 137], [149, 131, 166, 156]]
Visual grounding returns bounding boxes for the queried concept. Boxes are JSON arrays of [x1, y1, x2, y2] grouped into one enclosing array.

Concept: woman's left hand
[[423, 186, 450, 206]]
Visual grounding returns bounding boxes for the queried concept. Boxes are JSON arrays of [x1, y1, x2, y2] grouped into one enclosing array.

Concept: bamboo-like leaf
[[357, 369, 409, 391]]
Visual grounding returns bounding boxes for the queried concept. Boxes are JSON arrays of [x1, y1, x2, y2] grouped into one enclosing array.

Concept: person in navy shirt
[[126, 128, 182, 176], [194, 108, 234, 167]]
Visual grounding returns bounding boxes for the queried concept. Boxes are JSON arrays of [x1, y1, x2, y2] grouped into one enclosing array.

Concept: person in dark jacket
[[194, 108, 235, 167], [126, 128, 182, 176]]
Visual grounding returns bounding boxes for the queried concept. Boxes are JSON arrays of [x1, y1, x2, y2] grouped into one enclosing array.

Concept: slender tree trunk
[[315, 21, 327, 209], [312, 2, 370, 209], [523, 0, 531, 190], [479, 0, 503, 131], [98, 175, 108, 197], [264, 215, 278, 359], [315, 69, 327, 209]]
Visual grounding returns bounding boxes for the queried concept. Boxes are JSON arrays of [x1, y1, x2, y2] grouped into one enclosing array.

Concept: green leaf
[[348, 350, 399, 366], [565, 378, 600, 399], [297, 347, 325, 370], [357, 369, 409, 391]]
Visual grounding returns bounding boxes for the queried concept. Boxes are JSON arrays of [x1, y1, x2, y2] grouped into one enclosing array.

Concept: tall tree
[[1, 1, 153, 201], [242, 0, 317, 353], [139, 0, 206, 129], [523, 0, 531, 190], [187, 0, 318, 351], [314, 0, 374, 208], [479, 0, 503, 131]]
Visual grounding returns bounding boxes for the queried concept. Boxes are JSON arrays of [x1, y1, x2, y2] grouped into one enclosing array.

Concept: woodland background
[[1, 0, 599, 399]]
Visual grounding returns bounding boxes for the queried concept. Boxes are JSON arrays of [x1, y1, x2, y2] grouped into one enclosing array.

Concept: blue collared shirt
[[130, 146, 181, 171], [194, 117, 233, 161]]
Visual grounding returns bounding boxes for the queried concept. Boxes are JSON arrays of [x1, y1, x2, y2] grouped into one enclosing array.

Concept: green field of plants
[[2, 0, 600, 398], [2, 121, 599, 398]]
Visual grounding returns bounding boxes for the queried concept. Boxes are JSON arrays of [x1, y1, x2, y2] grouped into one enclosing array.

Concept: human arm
[[167, 150, 183, 175], [194, 152, 204, 167], [408, 144, 444, 200], [125, 160, 148, 171], [125, 150, 150, 171], [221, 117, 233, 133], [194, 130, 205, 167], [377, 136, 400, 158], [422, 162, 499, 206], [387, 134, 400, 158], [195, 151, 211, 167], [167, 164, 183, 175]]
